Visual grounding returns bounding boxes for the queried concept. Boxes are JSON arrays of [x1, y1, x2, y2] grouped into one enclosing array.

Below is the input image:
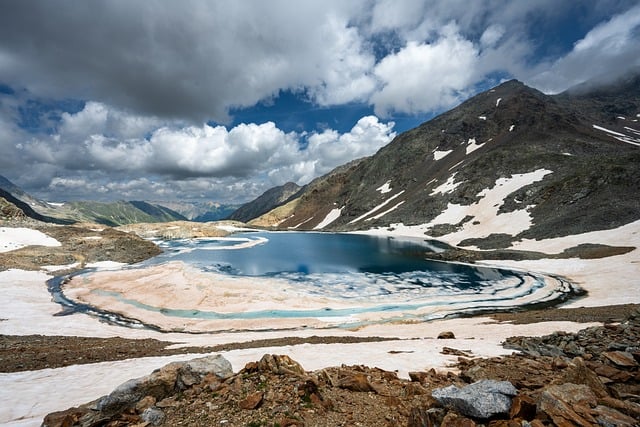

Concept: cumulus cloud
[[9, 102, 395, 202], [268, 116, 396, 184], [528, 3, 640, 92], [371, 25, 479, 117]]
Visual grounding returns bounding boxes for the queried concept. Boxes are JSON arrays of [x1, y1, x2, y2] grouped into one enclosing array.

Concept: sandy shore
[[1, 222, 639, 426]]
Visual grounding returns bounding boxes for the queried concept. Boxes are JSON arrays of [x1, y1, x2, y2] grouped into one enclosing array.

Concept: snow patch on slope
[[314, 207, 343, 230], [431, 169, 552, 246], [366, 169, 552, 247], [0, 228, 61, 253], [496, 98, 502, 107], [349, 191, 405, 224], [433, 150, 453, 160], [376, 181, 392, 194], [430, 173, 462, 195], [465, 138, 485, 154], [366, 201, 405, 221]]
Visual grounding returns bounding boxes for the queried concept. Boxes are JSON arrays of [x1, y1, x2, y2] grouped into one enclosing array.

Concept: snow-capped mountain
[[249, 73, 640, 248]]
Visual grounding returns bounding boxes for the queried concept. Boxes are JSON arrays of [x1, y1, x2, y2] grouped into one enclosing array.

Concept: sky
[[1, 0, 639, 204]]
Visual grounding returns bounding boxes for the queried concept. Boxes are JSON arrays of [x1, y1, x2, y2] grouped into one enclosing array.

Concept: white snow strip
[[448, 160, 464, 171], [41, 262, 80, 272], [433, 149, 453, 160], [376, 181, 392, 194], [430, 173, 462, 195], [617, 116, 626, 120], [289, 217, 315, 229], [466, 138, 485, 154], [349, 191, 406, 224], [47, 202, 65, 207], [85, 261, 128, 270], [593, 124, 626, 137], [313, 207, 343, 230], [0, 228, 61, 253], [592, 124, 640, 146], [366, 201, 405, 221], [215, 224, 260, 233], [624, 126, 640, 136], [496, 98, 502, 107], [562, 152, 573, 156], [509, 125, 515, 132], [478, 116, 487, 121]]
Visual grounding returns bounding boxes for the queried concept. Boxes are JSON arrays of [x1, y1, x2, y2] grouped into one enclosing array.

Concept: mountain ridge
[[0, 176, 188, 226], [250, 76, 640, 247]]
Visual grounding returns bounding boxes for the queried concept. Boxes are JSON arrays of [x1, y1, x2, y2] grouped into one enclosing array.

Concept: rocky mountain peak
[[250, 76, 639, 248]]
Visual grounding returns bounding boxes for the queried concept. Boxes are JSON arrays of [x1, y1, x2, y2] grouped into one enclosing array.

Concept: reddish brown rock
[[238, 391, 263, 410], [537, 383, 598, 426], [561, 357, 609, 398], [42, 407, 89, 427], [604, 351, 638, 367], [509, 394, 536, 420], [440, 412, 476, 427], [337, 372, 373, 392]]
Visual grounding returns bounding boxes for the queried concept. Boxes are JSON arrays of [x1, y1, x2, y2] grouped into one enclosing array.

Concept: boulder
[[256, 354, 306, 376], [338, 372, 373, 392], [432, 380, 517, 419], [176, 354, 233, 389], [96, 354, 232, 416]]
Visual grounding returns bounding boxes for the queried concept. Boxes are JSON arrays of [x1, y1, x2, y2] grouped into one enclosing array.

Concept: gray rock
[[176, 354, 234, 389], [141, 407, 165, 425], [97, 354, 232, 416], [432, 379, 517, 419]]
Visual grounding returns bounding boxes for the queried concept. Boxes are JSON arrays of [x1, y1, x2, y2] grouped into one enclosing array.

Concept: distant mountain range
[[239, 72, 640, 247], [0, 177, 240, 226]]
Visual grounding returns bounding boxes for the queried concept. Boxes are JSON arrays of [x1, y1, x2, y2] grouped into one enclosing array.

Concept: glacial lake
[[146, 231, 570, 308], [52, 231, 577, 330]]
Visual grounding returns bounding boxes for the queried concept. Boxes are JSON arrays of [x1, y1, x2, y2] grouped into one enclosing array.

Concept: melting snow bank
[[0, 227, 61, 253]]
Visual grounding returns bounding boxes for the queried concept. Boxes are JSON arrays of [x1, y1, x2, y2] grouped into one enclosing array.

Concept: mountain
[[153, 201, 241, 222], [228, 182, 302, 223], [250, 75, 640, 247], [0, 175, 187, 226], [0, 176, 72, 223], [53, 200, 187, 226]]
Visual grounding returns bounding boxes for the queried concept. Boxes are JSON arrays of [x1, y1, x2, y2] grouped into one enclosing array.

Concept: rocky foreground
[[44, 310, 640, 427]]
